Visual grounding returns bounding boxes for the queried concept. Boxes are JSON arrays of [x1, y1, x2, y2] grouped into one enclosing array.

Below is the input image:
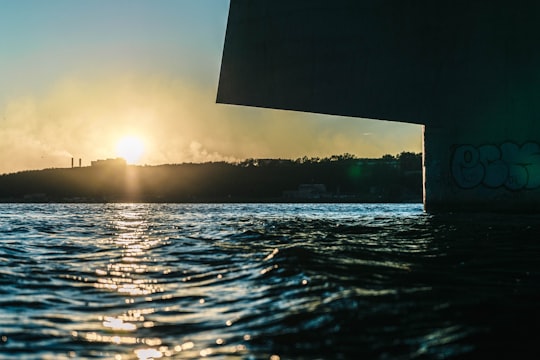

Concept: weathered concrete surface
[[217, 0, 540, 212]]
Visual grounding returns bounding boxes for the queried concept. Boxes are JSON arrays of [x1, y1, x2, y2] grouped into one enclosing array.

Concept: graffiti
[[451, 142, 540, 190]]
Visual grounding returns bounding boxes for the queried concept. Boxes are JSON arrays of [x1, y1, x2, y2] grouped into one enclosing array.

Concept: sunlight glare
[[116, 136, 145, 164]]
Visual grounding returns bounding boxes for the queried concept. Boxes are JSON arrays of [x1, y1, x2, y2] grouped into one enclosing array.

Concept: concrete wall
[[424, 120, 540, 212], [217, 0, 540, 212]]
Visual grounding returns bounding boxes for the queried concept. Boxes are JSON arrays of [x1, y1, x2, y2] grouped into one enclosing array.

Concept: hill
[[0, 153, 422, 203]]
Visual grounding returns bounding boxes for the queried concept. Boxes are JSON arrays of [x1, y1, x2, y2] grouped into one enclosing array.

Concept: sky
[[0, 0, 422, 174]]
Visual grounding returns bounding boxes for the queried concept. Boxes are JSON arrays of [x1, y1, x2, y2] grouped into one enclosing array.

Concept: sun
[[115, 136, 145, 164]]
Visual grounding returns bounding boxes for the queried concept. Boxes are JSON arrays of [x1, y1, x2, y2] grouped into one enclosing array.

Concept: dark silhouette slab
[[218, 0, 540, 126]]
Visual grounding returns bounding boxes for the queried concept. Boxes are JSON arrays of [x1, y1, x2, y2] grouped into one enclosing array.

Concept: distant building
[[283, 184, 329, 199], [23, 193, 48, 202], [91, 158, 127, 168]]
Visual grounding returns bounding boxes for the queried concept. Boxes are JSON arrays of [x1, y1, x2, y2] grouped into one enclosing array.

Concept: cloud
[[187, 141, 238, 164]]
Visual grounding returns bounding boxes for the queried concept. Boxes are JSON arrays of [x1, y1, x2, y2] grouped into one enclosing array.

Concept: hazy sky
[[0, 0, 422, 174]]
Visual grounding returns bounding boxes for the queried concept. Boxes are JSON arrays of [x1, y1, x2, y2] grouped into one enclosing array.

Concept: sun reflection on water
[[93, 208, 165, 297], [71, 205, 253, 359], [81, 206, 174, 358], [134, 348, 163, 359]]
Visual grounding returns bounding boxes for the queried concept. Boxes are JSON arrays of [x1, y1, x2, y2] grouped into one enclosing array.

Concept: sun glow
[[116, 136, 145, 164]]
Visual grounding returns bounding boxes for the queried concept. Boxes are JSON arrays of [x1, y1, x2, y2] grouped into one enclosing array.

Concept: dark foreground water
[[1, 203, 539, 359]]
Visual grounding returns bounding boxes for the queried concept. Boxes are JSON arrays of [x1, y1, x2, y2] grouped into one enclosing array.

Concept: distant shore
[[0, 197, 422, 204], [0, 153, 422, 204]]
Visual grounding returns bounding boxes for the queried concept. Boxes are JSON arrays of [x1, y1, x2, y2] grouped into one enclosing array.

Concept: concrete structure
[[91, 158, 127, 168], [217, 0, 540, 212], [283, 184, 329, 200]]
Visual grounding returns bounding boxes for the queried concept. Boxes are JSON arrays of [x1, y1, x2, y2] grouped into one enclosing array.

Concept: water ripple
[[1, 203, 540, 359]]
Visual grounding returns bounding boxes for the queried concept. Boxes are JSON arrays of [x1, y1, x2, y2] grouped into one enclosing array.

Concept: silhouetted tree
[[0, 153, 423, 203]]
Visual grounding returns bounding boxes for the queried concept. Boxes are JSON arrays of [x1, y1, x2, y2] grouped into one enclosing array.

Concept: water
[[0, 203, 539, 359]]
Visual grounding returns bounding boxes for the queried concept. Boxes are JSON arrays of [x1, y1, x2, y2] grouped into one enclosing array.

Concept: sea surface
[[0, 203, 539, 359]]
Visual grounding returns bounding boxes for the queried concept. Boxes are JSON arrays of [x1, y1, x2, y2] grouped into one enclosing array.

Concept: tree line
[[0, 152, 422, 203]]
